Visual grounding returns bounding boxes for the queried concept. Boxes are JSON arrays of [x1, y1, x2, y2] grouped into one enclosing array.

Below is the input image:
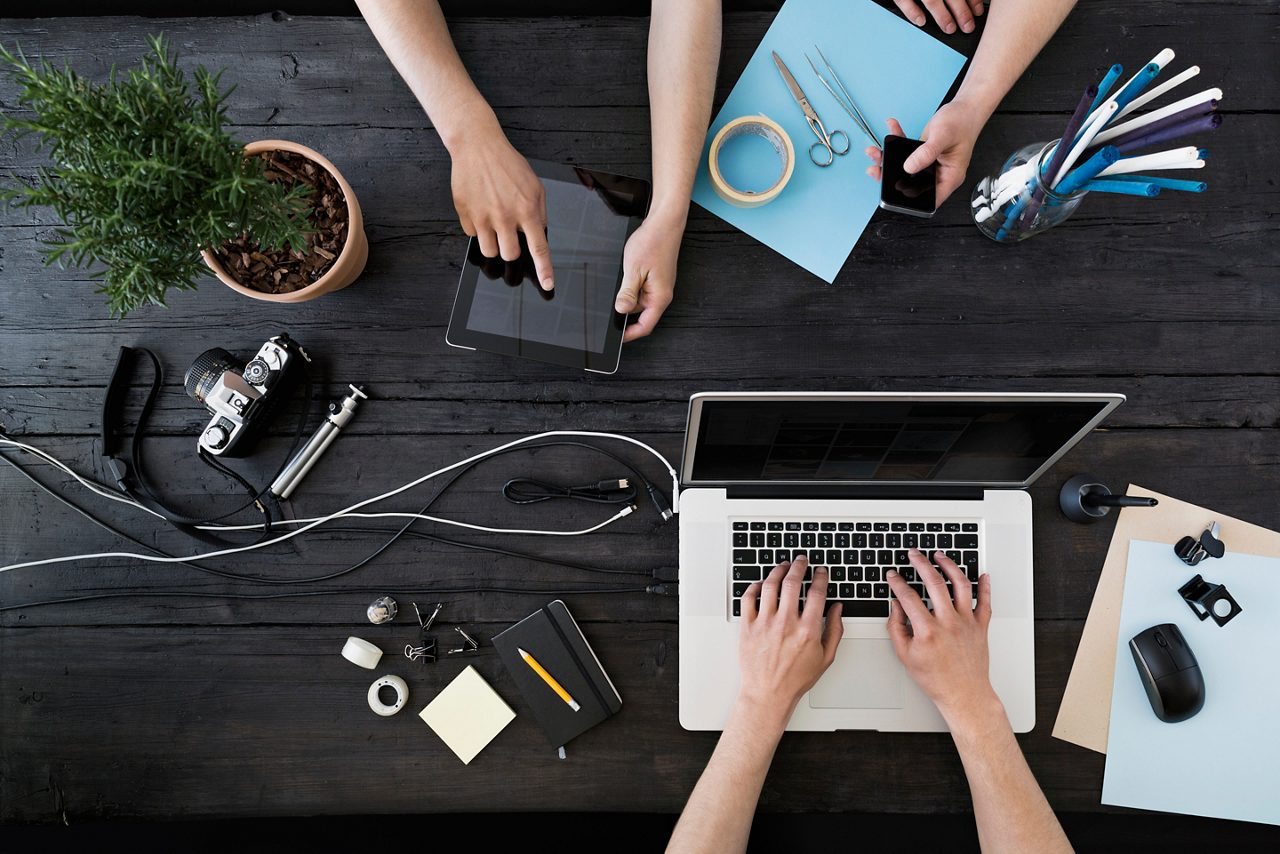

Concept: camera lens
[[184, 348, 239, 403]]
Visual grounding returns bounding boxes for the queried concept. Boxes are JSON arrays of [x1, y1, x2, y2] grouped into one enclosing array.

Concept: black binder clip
[[404, 602, 442, 664], [1178, 574, 1242, 627], [1174, 521, 1225, 567]]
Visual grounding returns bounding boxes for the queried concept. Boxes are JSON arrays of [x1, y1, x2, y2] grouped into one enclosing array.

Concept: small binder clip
[[447, 626, 481, 655], [1178, 573, 1242, 627], [405, 602, 443, 663], [1174, 521, 1225, 567]]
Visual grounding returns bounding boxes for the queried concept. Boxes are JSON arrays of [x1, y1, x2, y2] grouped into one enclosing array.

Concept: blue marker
[[1058, 146, 1120, 196], [1105, 175, 1207, 193], [1090, 64, 1124, 113], [1084, 179, 1162, 198]]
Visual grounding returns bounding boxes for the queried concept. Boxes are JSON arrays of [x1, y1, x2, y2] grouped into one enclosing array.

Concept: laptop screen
[[685, 396, 1116, 487]]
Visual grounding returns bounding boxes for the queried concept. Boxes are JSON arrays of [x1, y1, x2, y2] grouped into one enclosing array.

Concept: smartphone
[[878, 134, 937, 218]]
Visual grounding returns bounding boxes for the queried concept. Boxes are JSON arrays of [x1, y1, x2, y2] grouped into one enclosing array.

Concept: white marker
[[1114, 65, 1201, 121], [1081, 48, 1176, 129], [1053, 102, 1117, 187], [1093, 88, 1223, 146], [1098, 147, 1205, 177]]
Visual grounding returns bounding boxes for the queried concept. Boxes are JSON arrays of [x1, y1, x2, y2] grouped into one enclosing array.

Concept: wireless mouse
[[1129, 623, 1205, 723]]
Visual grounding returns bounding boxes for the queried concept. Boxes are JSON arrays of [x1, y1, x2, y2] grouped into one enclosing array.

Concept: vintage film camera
[[184, 334, 309, 457]]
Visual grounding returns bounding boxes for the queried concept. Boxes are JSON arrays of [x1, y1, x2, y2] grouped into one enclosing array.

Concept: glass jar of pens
[[972, 47, 1218, 244]]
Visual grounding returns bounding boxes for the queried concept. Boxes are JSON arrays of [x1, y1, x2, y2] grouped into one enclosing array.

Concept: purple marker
[[1098, 100, 1218, 152], [1116, 113, 1222, 154], [1018, 84, 1097, 228]]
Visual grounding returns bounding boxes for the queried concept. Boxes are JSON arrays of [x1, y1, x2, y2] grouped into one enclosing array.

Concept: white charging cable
[[0, 430, 679, 575]]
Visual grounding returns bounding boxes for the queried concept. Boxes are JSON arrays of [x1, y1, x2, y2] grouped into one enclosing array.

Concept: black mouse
[[1129, 623, 1205, 723]]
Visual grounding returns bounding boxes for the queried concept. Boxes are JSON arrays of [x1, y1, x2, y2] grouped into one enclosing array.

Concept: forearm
[[667, 698, 788, 854], [954, 0, 1078, 120], [645, 0, 722, 227], [355, 0, 498, 152], [946, 695, 1073, 854]]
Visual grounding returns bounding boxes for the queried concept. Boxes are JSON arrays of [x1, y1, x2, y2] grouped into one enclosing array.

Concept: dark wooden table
[[2, 4, 1279, 843]]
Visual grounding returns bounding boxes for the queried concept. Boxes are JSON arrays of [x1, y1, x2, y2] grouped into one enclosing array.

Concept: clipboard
[[1052, 485, 1280, 753]]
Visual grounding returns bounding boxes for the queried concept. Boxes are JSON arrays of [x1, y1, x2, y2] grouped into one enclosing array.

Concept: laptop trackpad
[[809, 640, 904, 709]]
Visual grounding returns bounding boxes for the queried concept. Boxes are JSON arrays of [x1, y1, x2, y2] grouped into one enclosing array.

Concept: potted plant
[[0, 35, 366, 315]]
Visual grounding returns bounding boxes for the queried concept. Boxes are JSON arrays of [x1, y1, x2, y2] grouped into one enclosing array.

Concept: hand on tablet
[[451, 136, 555, 291], [892, 0, 983, 34], [616, 215, 680, 342], [865, 111, 983, 207]]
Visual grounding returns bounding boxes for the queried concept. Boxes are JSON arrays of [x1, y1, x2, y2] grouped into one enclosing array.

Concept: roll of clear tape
[[368, 674, 408, 717], [342, 636, 383, 670], [708, 115, 796, 208]]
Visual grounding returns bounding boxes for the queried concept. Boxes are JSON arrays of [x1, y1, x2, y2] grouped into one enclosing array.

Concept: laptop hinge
[[725, 484, 986, 502]]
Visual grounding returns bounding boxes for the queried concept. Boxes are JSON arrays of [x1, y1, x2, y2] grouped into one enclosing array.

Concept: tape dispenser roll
[[708, 115, 795, 208], [342, 636, 383, 670]]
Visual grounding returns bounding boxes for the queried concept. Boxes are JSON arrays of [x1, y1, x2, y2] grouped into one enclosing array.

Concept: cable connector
[[651, 566, 679, 583], [646, 582, 679, 596], [596, 478, 629, 491], [646, 483, 674, 522]]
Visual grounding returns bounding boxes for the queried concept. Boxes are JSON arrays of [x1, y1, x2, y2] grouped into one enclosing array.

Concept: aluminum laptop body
[[677, 392, 1125, 733]]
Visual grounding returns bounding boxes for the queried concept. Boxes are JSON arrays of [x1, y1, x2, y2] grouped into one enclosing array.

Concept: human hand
[[864, 108, 986, 207], [615, 214, 682, 342], [451, 134, 554, 291], [737, 555, 845, 731], [891, 0, 983, 34], [885, 549, 1000, 727]]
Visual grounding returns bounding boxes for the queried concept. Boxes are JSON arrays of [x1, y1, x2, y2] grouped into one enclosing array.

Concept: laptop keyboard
[[730, 520, 981, 618]]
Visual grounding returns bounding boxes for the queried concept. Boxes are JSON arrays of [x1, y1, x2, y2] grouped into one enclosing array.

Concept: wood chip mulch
[[212, 150, 349, 294]]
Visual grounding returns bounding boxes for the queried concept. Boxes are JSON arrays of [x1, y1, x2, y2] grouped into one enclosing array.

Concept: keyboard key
[[803, 564, 814, 581], [835, 600, 889, 617], [865, 567, 881, 581], [758, 549, 774, 565], [874, 583, 889, 598], [838, 522, 855, 531], [839, 583, 856, 598], [849, 567, 863, 581], [856, 583, 872, 598], [860, 550, 876, 564], [962, 523, 978, 532], [733, 582, 751, 597], [733, 532, 748, 547], [732, 599, 742, 616], [946, 550, 962, 564], [895, 550, 910, 565], [870, 533, 885, 548], [835, 533, 850, 548], [733, 549, 755, 564], [767, 533, 782, 548], [751, 522, 766, 531], [825, 549, 841, 565], [821, 522, 836, 531], [927, 522, 942, 532], [786, 522, 801, 531], [903, 533, 918, 548], [910, 582, 925, 598], [784, 533, 799, 548], [945, 523, 960, 532], [937, 533, 952, 549], [801, 533, 816, 548], [733, 566, 760, 581], [809, 550, 824, 564], [827, 583, 838, 597], [920, 534, 936, 550], [802, 581, 811, 596], [733, 522, 749, 531], [909, 522, 924, 531], [955, 534, 979, 549], [900, 567, 916, 582], [874, 522, 890, 531], [750, 533, 764, 547], [961, 552, 979, 569], [830, 567, 846, 581], [775, 549, 792, 563], [818, 533, 833, 548], [856, 522, 872, 531], [891, 522, 907, 531], [887, 533, 901, 548], [877, 550, 893, 564], [842, 550, 858, 564], [768, 522, 784, 531], [852, 533, 867, 548], [803, 522, 819, 531]]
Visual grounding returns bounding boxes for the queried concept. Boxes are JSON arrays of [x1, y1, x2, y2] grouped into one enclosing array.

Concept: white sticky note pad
[[419, 665, 516, 765]]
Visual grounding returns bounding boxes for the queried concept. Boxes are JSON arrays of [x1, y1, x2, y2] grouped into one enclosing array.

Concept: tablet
[[446, 160, 652, 374]]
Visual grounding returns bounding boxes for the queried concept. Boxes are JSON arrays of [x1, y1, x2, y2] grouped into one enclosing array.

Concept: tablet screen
[[447, 161, 651, 373]]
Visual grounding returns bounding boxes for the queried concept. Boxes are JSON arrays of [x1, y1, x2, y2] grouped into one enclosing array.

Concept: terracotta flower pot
[[201, 139, 368, 303]]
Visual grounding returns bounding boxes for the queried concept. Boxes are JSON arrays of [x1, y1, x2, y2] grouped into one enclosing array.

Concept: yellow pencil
[[517, 647, 580, 712]]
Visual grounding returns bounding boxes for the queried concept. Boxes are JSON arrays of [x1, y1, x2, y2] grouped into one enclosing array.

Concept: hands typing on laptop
[[668, 549, 1074, 854]]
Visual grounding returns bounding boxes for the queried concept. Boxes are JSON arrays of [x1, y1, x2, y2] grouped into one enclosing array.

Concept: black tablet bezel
[[446, 160, 652, 374]]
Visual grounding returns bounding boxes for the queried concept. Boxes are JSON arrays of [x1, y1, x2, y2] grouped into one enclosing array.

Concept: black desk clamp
[[1175, 522, 1240, 627], [1059, 474, 1159, 523]]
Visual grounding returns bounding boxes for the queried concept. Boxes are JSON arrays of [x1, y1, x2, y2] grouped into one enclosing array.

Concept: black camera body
[[184, 334, 309, 457]]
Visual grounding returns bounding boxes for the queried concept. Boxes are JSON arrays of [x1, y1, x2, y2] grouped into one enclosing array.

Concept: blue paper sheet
[[1103, 539, 1280, 826], [691, 0, 966, 282]]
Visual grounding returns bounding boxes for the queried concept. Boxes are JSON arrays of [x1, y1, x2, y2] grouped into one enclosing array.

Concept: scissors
[[772, 51, 850, 167]]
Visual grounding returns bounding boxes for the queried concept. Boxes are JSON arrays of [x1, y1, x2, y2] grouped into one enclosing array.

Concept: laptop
[[678, 392, 1125, 733]]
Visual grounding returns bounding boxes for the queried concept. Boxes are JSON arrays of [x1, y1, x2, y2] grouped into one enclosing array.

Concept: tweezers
[[806, 46, 882, 149]]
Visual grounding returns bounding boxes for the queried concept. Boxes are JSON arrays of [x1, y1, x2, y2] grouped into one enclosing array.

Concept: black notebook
[[492, 600, 622, 748]]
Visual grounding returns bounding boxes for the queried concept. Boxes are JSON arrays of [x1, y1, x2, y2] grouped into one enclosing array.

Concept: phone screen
[[880, 135, 937, 216]]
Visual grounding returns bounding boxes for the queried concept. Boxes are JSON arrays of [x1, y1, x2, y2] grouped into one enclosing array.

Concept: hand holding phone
[[878, 134, 937, 218]]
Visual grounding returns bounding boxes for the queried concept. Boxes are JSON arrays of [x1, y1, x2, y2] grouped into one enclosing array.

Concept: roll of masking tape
[[708, 115, 795, 208], [342, 636, 383, 670], [368, 674, 408, 717]]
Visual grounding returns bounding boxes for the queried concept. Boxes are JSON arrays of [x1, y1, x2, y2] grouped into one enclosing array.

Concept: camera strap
[[101, 346, 275, 544]]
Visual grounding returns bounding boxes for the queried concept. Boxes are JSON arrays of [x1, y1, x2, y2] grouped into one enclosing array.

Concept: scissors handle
[[809, 139, 834, 167], [826, 129, 851, 156]]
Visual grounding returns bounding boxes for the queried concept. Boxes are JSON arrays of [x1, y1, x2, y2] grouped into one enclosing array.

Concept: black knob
[[242, 358, 276, 387]]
